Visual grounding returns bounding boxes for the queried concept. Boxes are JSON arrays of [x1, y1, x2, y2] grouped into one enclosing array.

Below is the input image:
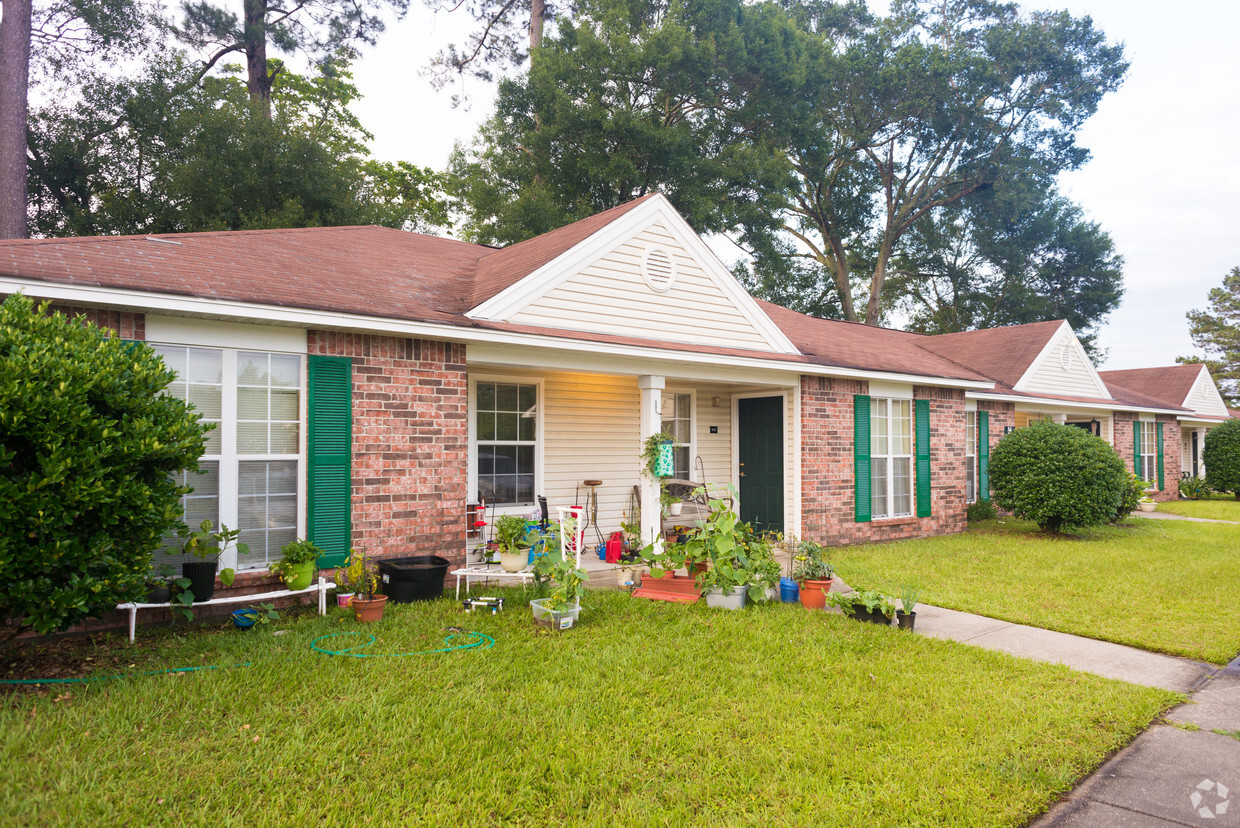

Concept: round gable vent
[[1059, 348, 1073, 371], [641, 247, 677, 293]]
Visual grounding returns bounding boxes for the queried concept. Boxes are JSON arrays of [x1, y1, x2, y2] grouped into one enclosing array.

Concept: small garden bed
[[833, 518, 1240, 664], [0, 590, 1177, 825]]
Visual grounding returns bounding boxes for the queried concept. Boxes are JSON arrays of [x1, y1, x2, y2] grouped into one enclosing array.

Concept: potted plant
[[268, 538, 323, 590], [531, 547, 588, 630], [1138, 494, 1157, 512], [334, 553, 368, 608], [640, 430, 679, 517], [166, 519, 243, 603], [232, 603, 280, 628], [829, 589, 897, 626], [494, 514, 533, 572], [897, 585, 920, 631], [347, 550, 387, 622], [791, 540, 835, 610], [143, 564, 178, 603]]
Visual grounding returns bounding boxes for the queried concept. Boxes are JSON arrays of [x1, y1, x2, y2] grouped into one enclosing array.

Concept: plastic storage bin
[[378, 556, 450, 603]]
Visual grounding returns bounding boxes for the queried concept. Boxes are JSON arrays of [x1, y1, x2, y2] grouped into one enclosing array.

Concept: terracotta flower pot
[[798, 578, 833, 610], [352, 594, 388, 622]]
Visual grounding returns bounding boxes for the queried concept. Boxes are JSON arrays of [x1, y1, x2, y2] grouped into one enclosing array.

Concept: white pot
[[669, 502, 683, 517], [499, 550, 528, 572], [466, 546, 484, 564], [617, 566, 644, 590], [1138, 501, 1157, 513], [703, 587, 747, 610]]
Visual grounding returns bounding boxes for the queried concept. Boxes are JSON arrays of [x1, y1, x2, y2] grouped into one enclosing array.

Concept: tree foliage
[[1202, 419, 1240, 499], [425, 0, 564, 93], [28, 54, 448, 236], [988, 420, 1128, 533], [0, 295, 210, 637], [450, 0, 812, 246], [1178, 266, 1240, 407]]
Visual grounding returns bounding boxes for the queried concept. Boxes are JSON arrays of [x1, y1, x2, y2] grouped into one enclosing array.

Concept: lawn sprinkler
[[462, 596, 504, 614]]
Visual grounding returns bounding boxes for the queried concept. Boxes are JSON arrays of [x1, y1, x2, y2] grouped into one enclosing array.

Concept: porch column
[[638, 375, 665, 552]]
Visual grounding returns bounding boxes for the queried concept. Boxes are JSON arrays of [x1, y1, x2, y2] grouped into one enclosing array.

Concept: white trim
[[967, 391, 1183, 417], [464, 195, 800, 355], [662, 387, 696, 479], [1184, 364, 1231, 418], [2, 275, 994, 389], [791, 382, 802, 539], [146, 315, 307, 353], [468, 373, 544, 514], [1012, 321, 1112, 400], [1177, 416, 1229, 425]]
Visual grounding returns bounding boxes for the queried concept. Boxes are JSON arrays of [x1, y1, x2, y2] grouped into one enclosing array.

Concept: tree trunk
[[0, 0, 32, 239], [244, 0, 271, 117], [529, 0, 545, 52], [866, 240, 894, 326]]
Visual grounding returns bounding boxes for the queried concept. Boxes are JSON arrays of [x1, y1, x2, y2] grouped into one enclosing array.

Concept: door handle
[[739, 472, 747, 477]]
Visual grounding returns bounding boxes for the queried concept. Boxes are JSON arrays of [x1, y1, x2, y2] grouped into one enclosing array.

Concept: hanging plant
[[640, 430, 677, 481]]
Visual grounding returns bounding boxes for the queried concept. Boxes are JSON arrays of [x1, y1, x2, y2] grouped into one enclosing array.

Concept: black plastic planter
[[182, 561, 218, 602], [850, 607, 892, 626], [378, 556, 450, 603], [897, 610, 916, 631]]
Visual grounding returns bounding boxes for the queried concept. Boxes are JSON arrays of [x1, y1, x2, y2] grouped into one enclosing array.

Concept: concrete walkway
[[901, 595, 1237, 826], [1135, 510, 1240, 525]]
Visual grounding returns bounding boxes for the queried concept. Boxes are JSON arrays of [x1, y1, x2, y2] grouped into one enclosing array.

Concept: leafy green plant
[[900, 584, 920, 616], [268, 538, 323, 584], [989, 421, 1128, 532], [1112, 471, 1146, 522], [791, 539, 834, 582], [346, 550, 380, 600], [235, 603, 280, 626], [1203, 419, 1240, 499], [966, 499, 997, 523], [639, 430, 677, 481], [0, 295, 211, 637], [1178, 476, 1212, 500], [532, 536, 587, 612], [829, 589, 896, 620], [493, 515, 533, 555]]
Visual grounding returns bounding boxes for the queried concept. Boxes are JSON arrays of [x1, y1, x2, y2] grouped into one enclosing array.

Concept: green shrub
[[1177, 475, 1211, 500], [989, 420, 1127, 533], [0, 295, 210, 636], [1112, 471, 1145, 522], [966, 500, 997, 522], [1203, 419, 1240, 499]]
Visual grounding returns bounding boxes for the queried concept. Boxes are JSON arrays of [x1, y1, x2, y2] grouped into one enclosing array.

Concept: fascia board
[[2, 275, 990, 389], [1177, 416, 1228, 425], [968, 390, 1183, 416], [465, 194, 800, 355]]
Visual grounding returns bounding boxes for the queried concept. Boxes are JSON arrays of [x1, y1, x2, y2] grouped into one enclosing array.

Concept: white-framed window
[[153, 344, 304, 571], [1138, 420, 1158, 484], [473, 379, 539, 507], [871, 398, 913, 518], [661, 391, 693, 479], [965, 410, 977, 503]]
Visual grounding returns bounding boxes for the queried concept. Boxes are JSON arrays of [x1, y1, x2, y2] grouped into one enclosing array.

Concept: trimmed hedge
[[1203, 419, 1240, 499], [989, 420, 1128, 533], [0, 295, 210, 636]]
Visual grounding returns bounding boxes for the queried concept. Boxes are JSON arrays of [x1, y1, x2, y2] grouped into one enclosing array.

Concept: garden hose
[[1, 629, 494, 685], [310, 629, 494, 658]]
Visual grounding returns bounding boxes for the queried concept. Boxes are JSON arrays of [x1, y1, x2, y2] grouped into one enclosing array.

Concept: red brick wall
[[50, 303, 145, 340], [800, 377, 968, 546], [309, 331, 469, 565], [1108, 413, 1180, 501]]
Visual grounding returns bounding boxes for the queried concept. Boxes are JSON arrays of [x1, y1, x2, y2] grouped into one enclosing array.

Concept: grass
[[0, 590, 1178, 827], [833, 518, 1240, 665], [1157, 494, 1240, 522]]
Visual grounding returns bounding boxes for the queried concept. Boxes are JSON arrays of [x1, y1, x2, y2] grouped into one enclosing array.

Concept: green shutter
[[915, 399, 931, 518], [1156, 422, 1165, 491], [854, 395, 871, 523], [308, 355, 352, 569], [977, 411, 990, 502], [1133, 424, 1142, 477]]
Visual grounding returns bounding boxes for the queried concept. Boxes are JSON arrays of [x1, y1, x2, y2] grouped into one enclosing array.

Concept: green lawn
[[833, 518, 1240, 664], [1157, 494, 1240, 522], [1, 590, 1177, 827]]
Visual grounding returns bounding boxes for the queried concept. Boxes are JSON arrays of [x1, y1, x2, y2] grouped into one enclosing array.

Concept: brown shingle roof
[[1098, 365, 1202, 409], [915, 320, 1064, 387], [757, 302, 988, 381]]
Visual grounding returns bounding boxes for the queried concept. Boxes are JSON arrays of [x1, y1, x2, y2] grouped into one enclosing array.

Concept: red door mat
[[632, 573, 701, 604]]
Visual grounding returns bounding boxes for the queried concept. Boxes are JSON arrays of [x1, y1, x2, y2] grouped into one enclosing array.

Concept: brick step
[[632, 573, 701, 604]]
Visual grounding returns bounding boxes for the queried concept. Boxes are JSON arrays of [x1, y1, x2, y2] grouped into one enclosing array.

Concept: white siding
[[693, 384, 733, 488], [509, 223, 777, 352], [1186, 370, 1230, 417], [1021, 334, 1110, 399]]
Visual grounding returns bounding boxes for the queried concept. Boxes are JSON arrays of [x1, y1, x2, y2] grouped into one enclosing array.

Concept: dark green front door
[[738, 396, 783, 533]]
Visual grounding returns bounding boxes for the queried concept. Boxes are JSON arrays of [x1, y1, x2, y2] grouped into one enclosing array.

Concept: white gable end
[[468, 196, 798, 355], [1185, 366, 1230, 418], [1017, 323, 1112, 399]]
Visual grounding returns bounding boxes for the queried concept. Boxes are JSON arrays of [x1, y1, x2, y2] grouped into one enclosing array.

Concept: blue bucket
[[779, 577, 800, 603], [232, 608, 258, 628]]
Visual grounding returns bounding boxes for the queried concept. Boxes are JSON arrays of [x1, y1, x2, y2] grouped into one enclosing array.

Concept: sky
[[347, 0, 1240, 372]]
